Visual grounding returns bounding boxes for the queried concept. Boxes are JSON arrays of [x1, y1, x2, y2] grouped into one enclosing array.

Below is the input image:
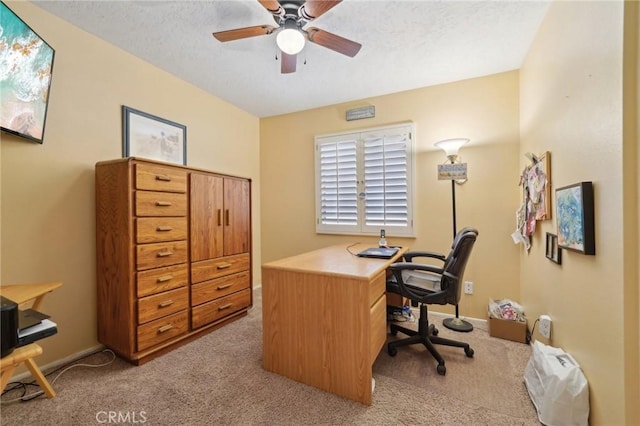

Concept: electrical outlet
[[464, 281, 473, 295], [539, 315, 552, 338]]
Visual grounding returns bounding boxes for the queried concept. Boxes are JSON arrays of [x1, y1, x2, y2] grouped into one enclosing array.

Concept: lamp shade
[[434, 138, 469, 160], [276, 28, 305, 55]]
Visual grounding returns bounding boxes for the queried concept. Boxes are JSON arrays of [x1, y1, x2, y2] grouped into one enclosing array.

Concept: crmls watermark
[[95, 411, 147, 424]]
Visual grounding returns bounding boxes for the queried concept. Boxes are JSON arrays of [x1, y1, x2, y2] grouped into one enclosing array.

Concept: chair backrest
[[441, 230, 478, 305], [442, 227, 478, 272]]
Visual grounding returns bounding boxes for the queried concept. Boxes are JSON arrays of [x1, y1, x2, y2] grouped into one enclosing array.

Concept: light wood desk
[[262, 244, 406, 405], [0, 281, 62, 398]]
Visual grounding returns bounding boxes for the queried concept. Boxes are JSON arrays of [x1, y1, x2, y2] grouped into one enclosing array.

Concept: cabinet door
[[190, 173, 224, 261], [223, 178, 250, 256]]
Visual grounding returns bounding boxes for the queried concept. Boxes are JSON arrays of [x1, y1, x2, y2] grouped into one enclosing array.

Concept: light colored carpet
[[1, 288, 538, 425]]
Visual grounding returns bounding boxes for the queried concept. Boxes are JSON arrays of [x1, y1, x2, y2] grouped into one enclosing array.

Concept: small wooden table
[[0, 281, 62, 398]]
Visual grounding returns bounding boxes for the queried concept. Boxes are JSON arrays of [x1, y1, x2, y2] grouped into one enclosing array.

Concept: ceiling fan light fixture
[[276, 28, 305, 55]]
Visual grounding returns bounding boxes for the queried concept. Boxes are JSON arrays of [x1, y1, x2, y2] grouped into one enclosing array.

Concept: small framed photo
[[122, 106, 186, 165], [545, 232, 561, 264], [555, 181, 595, 255]]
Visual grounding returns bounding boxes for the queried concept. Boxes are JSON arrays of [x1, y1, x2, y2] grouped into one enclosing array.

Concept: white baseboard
[[419, 308, 487, 325], [8, 344, 105, 383]]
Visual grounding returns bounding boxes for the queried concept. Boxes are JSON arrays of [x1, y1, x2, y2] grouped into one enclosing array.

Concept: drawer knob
[[217, 262, 232, 270], [156, 226, 173, 232], [218, 303, 233, 311], [155, 201, 172, 207], [158, 300, 174, 308], [157, 250, 173, 257], [157, 274, 173, 283], [155, 174, 172, 182], [217, 283, 233, 290], [157, 324, 173, 333]]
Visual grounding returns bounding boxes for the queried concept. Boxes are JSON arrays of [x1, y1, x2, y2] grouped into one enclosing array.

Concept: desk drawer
[[370, 294, 387, 364], [135, 191, 187, 217], [191, 288, 250, 329], [136, 217, 188, 244], [136, 241, 188, 271], [191, 271, 250, 306], [137, 264, 188, 298], [369, 271, 386, 307], [138, 286, 189, 324], [135, 163, 186, 193], [191, 253, 250, 284], [137, 310, 188, 351]]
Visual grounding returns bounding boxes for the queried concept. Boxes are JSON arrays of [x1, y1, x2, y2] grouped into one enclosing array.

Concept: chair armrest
[[388, 263, 458, 304], [403, 251, 446, 262], [389, 262, 445, 274]]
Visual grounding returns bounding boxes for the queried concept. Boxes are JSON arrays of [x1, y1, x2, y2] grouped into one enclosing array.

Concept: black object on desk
[[356, 247, 399, 259]]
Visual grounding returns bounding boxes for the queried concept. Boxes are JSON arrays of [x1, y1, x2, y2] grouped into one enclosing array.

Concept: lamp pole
[[442, 172, 473, 332], [434, 138, 473, 333]]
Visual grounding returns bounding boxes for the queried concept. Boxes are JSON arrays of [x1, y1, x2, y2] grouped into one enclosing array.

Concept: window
[[315, 123, 414, 236]]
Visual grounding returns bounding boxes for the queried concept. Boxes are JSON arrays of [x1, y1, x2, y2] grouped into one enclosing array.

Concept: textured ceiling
[[33, 0, 550, 118]]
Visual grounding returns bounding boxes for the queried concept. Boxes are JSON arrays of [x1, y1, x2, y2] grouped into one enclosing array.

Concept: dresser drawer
[[191, 253, 250, 284], [135, 163, 187, 193], [137, 310, 188, 352], [370, 294, 387, 364], [136, 217, 188, 244], [191, 288, 251, 329], [135, 191, 187, 217], [136, 241, 188, 271], [138, 286, 189, 324], [191, 271, 250, 306], [137, 263, 188, 298]]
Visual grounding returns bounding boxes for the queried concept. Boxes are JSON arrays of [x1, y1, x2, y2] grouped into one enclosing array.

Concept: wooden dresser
[[95, 157, 251, 364]]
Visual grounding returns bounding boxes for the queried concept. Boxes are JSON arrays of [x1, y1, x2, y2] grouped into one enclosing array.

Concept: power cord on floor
[[1, 348, 116, 404]]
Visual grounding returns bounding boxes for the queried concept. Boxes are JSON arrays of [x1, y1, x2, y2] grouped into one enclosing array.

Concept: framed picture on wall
[[545, 232, 561, 264], [555, 182, 595, 255], [122, 106, 187, 165]]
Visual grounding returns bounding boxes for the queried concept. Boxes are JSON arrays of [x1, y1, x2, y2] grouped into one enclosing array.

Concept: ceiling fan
[[212, 0, 362, 74]]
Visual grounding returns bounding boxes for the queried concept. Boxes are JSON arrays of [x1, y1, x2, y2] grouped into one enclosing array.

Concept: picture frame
[[122, 106, 186, 165], [537, 151, 552, 220], [545, 232, 562, 264], [555, 181, 595, 255], [0, 2, 55, 144]]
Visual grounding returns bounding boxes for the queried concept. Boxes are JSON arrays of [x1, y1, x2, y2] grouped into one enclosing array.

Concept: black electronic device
[[19, 308, 50, 331], [17, 319, 57, 347], [356, 247, 399, 259], [1, 296, 19, 357]]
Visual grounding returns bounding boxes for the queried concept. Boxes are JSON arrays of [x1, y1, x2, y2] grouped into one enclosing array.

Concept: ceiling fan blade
[[281, 52, 297, 74], [300, 0, 342, 20], [306, 27, 362, 57], [213, 25, 276, 42], [257, 0, 284, 16]]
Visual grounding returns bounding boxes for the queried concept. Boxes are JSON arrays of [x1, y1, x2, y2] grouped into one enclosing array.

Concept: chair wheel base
[[388, 345, 398, 357], [465, 347, 474, 357], [437, 364, 446, 375]]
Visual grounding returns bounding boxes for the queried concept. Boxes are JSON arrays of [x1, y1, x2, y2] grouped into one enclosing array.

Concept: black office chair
[[386, 228, 478, 375]]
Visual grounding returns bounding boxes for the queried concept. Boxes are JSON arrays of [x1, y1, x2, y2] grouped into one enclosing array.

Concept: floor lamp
[[434, 138, 474, 333]]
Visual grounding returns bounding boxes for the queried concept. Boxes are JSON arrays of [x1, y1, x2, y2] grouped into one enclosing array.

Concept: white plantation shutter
[[315, 123, 414, 236], [318, 138, 358, 228], [363, 131, 410, 231]]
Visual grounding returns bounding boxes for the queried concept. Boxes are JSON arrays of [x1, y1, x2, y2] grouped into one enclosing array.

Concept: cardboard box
[[488, 316, 528, 343]]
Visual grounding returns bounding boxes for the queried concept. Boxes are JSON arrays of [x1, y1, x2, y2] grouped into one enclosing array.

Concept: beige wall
[[260, 71, 522, 320], [520, 1, 639, 424], [0, 2, 261, 367]]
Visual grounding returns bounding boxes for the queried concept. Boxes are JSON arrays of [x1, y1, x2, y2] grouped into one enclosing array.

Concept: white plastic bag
[[524, 341, 589, 425]]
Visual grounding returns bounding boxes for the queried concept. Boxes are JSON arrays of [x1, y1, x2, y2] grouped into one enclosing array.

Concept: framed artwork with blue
[[555, 182, 595, 255]]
